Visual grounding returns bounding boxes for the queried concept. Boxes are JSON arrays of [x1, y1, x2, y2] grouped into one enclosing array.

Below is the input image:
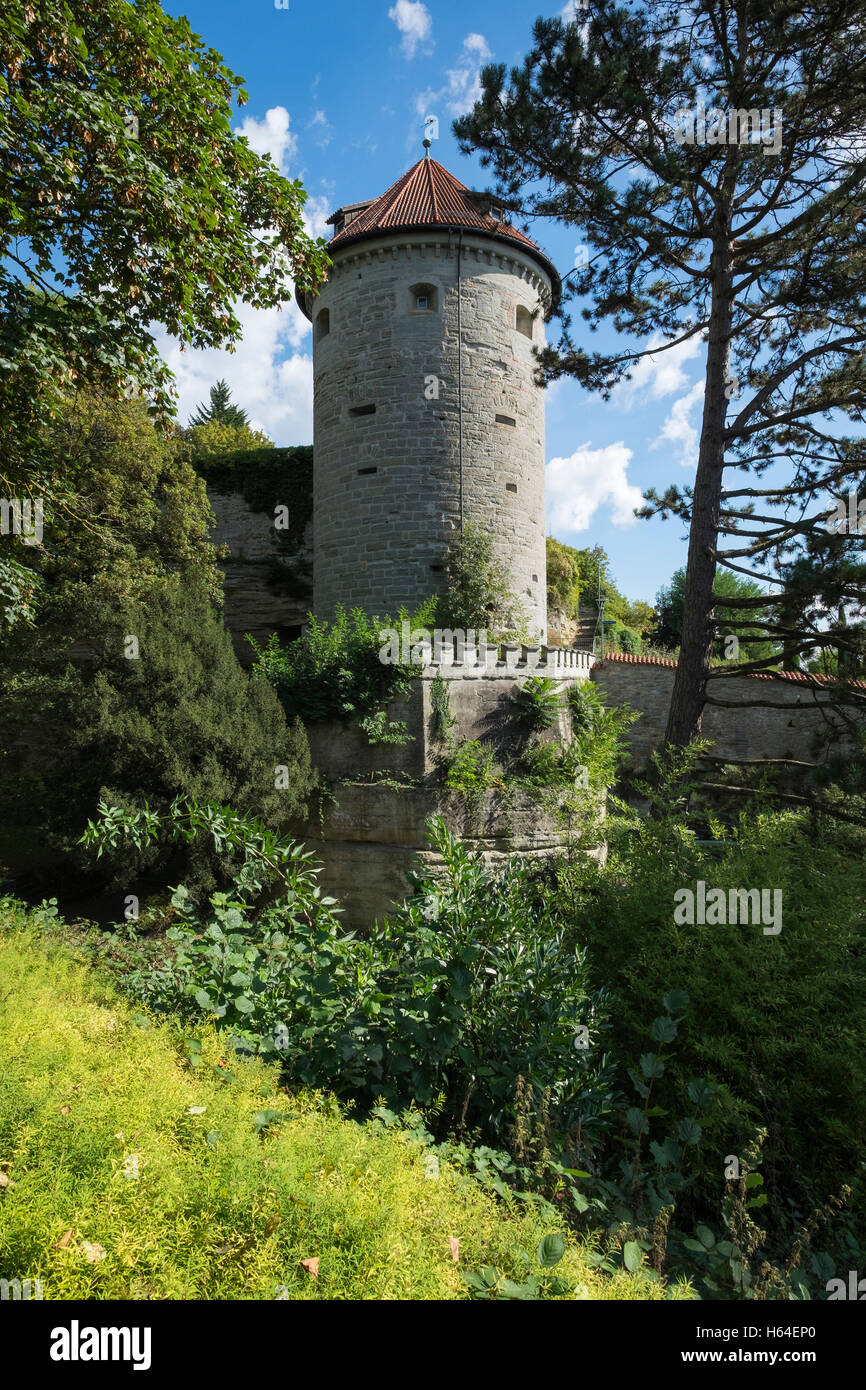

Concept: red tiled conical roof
[[327, 156, 559, 289]]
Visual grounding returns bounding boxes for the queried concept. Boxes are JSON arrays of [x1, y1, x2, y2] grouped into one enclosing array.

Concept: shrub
[[251, 601, 436, 724], [81, 806, 614, 1150], [439, 520, 526, 638], [0, 901, 672, 1301], [2, 585, 313, 892], [549, 750, 866, 1276], [510, 676, 563, 731]]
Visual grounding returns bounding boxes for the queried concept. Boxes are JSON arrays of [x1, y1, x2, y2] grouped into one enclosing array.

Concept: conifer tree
[[456, 0, 866, 751], [188, 379, 250, 429]]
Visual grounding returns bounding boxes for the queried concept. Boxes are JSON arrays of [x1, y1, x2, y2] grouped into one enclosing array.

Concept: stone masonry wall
[[311, 232, 551, 638], [206, 491, 313, 664], [590, 654, 862, 764]]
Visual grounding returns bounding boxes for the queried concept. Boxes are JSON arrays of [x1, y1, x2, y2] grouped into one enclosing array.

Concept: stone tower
[[297, 155, 559, 640]]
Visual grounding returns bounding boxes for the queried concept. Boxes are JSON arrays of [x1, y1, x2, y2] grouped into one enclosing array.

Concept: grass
[[0, 900, 687, 1300]]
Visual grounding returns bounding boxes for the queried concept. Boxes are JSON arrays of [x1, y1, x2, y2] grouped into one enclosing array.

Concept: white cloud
[[652, 380, 705, 469], [415, 32, 492, 121], [613, 331, 703, 406], [150, 105, 331, 446], [547, 443, 644, 532], [154, 296, 313, 447], [233, 107, 297, 173], [306, 109, 333, 148], [388, 1, 433, 59], [302, 192, 332, 240]]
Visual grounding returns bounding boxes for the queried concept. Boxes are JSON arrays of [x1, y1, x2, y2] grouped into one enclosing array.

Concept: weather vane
[[423, 114, 439, 155]]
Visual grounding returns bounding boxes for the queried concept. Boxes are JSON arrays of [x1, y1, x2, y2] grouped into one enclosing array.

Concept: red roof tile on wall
[[592, 650, 866, 689]]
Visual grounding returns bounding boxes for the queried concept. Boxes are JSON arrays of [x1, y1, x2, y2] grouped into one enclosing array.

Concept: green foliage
[[1, 392, 223, 628], [0, 904, 643, 1301], [568, 683, 639, 789], [462, 1233, 572, 1300], [359, 711, 410, 746], [546, 538, 582, 620], [0, 555, 42, 630], [549, 748, 866, 1284], [184, 420, 273, 460], [2, 585, 313, 887], [251, 601, 436, 724], [190, 443, 313, 551], [443, 739, 501, 792], [611, 622, 641, 654], [0, 0, 327, 511], [430, 673, 458, 743], [80, 807, 613, 1148], [510, 676, 563, 731], [439, 520, 526, 638], [653, 567, 777, 662], [188, 379, 251, 430]]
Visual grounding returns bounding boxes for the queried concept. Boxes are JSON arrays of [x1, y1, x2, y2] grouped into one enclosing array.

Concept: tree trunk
[[664, 231, 734, 749]]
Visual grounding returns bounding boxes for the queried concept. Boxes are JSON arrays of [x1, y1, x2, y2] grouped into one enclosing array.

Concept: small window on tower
[[315, 308, 330, 342], [409, 283, 438, 313], [515, 305, 533, 339]]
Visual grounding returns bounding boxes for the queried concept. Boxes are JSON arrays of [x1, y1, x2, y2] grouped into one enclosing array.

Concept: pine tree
[[455, 0, 866, 752], [188, 379, 250, 429]]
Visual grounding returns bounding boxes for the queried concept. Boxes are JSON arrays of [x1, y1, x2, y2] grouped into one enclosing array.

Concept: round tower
[[298, 155, 559, 641]]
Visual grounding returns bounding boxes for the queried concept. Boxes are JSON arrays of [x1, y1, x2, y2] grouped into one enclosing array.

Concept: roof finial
[[423, 114, 438, 157]]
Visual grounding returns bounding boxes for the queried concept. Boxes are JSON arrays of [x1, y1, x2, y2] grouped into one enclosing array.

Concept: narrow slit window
[[515, 305, 533, 338], [496, 414, 516, 427], [506, 483, 518, 493], [349, 403, 376, 417], [409, 283, 438, 313], [357, 466, 378, 475], [315, 308, 330, 342]]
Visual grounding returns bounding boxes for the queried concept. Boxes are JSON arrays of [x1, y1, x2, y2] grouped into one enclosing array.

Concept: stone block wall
[[590, 653, 862, 764], [306, 783, 604, 929], [302, 642, 597, 925], [205, 490, 313, 664], [311, 232, 551, 637]]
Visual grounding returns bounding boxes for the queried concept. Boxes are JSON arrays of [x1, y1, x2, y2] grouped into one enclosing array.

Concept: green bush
[[0, 900, 671, 1301], [439, 520, 526, 638], [549, 752, 866, 1277], [251, 601, 436, 724], [2, 585, 313, 890], [81, 806, 614, 1149], [510, 676, 563, 731]]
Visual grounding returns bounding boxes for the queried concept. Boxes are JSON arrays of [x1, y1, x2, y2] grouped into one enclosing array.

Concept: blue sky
[[159, 0, 705, 607]]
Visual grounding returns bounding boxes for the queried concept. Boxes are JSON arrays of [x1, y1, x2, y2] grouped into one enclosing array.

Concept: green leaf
[[639, 1052, 665, 1079], [696, 1225, 715, 1249], [662, 989, 689, 1014], [623, 1241, 642, 1273], [687, 1078, 716, 1108], [536, 1233, 566, 1268], [650, 1016, 678, 1043], [745, 1171, 764, 1188], [677, 1117, 702, 1144]]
